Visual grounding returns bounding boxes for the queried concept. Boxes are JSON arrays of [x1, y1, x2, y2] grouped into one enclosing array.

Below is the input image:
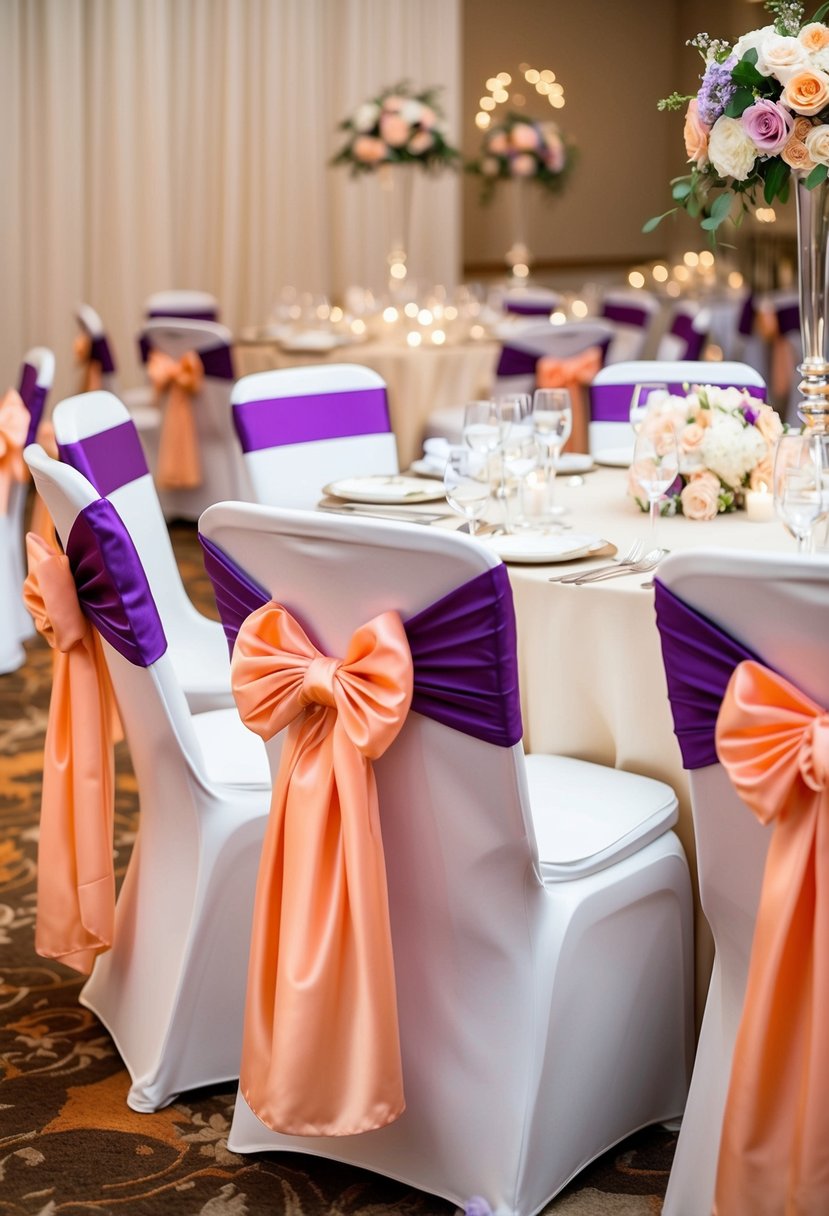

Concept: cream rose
[[805, 123, 829, 164], [757, 33, 807, 80], [680, 472, 721, 520], [800, 22, 829, 53], [782, 68, 829, 114], [732, 25, 775, 62], [754, 404, 784, 445], [707, 115, 758, 180], [781, 135, 816, 170], [352, 102, 379, 132], [684, 99, 710, 167]]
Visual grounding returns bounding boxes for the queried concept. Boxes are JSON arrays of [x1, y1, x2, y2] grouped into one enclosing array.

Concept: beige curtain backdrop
[[0, 0, 461, 402]]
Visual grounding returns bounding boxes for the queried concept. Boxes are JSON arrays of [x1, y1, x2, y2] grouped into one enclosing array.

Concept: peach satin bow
[[535, 345, 603, 454], [73, 333, 103, 393], [147, 349, 204, 490], [23, 533, 121, 976], [0, 388, 30, 513], [713, 660, 829, 1215], [232, 602, 413, 1136]]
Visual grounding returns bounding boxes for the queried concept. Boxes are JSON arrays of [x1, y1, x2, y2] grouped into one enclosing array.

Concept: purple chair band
[[59, 421, 150, 497], [147, 307, 218, 322], [653, 579, 762, 770], [137, 336, 234, 380], [504, 300, 556, 316], [737, 294, 756, 338], [232, 387, 391, 453], [776, 303, 800, 335], [199, 534, 523, 748], [669, 313, 707, 360], [89, 335, 116, 375], [66, 499, 167, 668], [600, 302, 652, 329], [496, 345, 541, 378], [18, 362, 49, 447], [590, 379, 765, 423]]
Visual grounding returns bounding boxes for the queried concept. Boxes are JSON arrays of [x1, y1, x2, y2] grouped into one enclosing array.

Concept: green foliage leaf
[[763, 157, 789, 204], [807, 163, 829, 189], [672, 179, 693, 201], [809, 2, 829, 23], [725, 86, 756, 118], [731, 55, 764, 88], [700, 191, 734, 230], [642, 210, 675, 233]]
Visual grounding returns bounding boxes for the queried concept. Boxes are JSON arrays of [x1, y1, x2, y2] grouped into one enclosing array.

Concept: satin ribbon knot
[[535, 345, 603, 454], [147, 349, 204, 489], [232, 600, 413, 1137], [0, 388, 30, 512], [799, 714, 829, 794]]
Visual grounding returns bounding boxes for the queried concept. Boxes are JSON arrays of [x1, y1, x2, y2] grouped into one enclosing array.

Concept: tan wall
[[460, 0, 767, 275]]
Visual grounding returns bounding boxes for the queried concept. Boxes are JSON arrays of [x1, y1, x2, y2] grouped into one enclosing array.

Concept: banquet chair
[[199, 501, 694, 1216], [599, 288, 662, 363], [140, 317, 250, 520], [501, 285, 561, 317], [23, 443, 272, 1113], [654, 548, 829, 1216], [588, 358, 767, 463], [655, 300, 711, 362], [0, 346, 54, 673], [52, 390, 234, 711], [231, 364, 399, 508], [144, 289, 220, 322]]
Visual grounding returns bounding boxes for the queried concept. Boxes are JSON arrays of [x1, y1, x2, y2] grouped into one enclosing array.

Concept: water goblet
[[530, 388, 573, 525], [630, 382, 671, 435], [773, 433, 824, 553], [631, 419, 679, 546], [443, 446, 491, 535]]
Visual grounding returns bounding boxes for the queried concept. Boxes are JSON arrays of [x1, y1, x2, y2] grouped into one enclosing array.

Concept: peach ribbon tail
[[756, 307, 794, 409], [73, 333, 103, 393], [231, 602, 413, 1136], [535, 345, 603, 454], [29, 422, 58, 548], [713, 659, 829, 1215], [23, 532, 122, 976], [147, 349, 204, 489], [0, 388, 31, 514]]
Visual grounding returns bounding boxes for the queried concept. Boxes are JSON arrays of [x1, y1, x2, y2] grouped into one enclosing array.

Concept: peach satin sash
[[756, 307, 795, 407], [23, 532, 121, 976], [714, 659, 829, 1215], [232, 602, 413, 1136], [535, 345, 602, 454], [0, 388, 30, 513], [73, 333, 103, 393], [147, 349, 204, 489]]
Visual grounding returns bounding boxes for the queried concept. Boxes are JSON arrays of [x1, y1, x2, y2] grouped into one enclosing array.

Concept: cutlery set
[[550, 543, 668, 585]]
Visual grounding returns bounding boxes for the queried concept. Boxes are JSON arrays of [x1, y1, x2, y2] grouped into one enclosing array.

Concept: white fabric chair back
[[144, 289, 219, 322], [23, 443, 270, 1113], [231, 364, 399, 508], [588, 358, 767, 462], [657, 547, 829, 1216], [52, 390, 232, 711], [599, 288, 661, 363], [495, 319, 615, 397]]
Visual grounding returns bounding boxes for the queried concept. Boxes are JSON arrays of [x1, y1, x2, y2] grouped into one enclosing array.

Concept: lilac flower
[[742, 403, 761, 426], [464, 1199, 494, 1216], [697, 57, 738, 126]]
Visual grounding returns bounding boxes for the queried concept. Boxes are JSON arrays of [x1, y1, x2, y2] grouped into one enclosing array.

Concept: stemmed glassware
[[443, 445, 491, 535], [772, 433, 826, 553], [529, 388, 573, 526], [630, 382, 670, 435], [631, 419, 679, 546]]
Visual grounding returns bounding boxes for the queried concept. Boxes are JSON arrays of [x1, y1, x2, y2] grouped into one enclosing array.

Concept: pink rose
[[419, 105, 437, 128], [408, 130, 435, 155], [684, 99, 710, 167], [510, 122, 541, 150], [351, 135, 387, 164], [741, 99, 793, 153], [511, 153, 537, 177], [680, 472, 721, 520], [382, 95, 404, 113], [544, 141, 565, 172], [380, 113, 411, 147], [487, 132, 509, 155]]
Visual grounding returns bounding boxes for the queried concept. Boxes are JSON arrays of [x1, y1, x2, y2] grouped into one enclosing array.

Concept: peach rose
[[351, 135, 387, 164], [684, 99, 710, 167], [754, 404, 784, 445], [781, 135, 816, 170], [800, 22, 829, 53], [749, 455, 774, 492], [782, 68, 829, 114], [680, 471, 721, 520], [408, 130, 434, 155], [794, 116, 815, 140], [511, 153, 537, 176], [511, 121, 540, 150], [380, 112, 411, 147], [680, 422, 706, 453]]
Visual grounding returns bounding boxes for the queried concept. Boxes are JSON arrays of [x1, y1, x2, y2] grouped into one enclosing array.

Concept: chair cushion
[[524, 753, 678, 880]]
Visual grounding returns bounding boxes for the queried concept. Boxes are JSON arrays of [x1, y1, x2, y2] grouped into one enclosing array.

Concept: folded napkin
[[420, 437, 451, 474]]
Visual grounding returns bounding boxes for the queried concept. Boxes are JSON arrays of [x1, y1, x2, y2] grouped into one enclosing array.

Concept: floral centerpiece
[[331, 82, 460, 174], [467, 113, 572, 203], [629, 385, 784, 520], [645, 0, 829, 234]]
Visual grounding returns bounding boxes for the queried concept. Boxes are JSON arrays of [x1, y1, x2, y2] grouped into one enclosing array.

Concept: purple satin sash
[[59, 421, 150, 496], [147, 307, 218, 322], [232, 387, 391, 453], [138, 337, 234, 380], [669, 313, 707, 360], [504, 300, 556, 316], [88, 335, 116, 375], [601, 302, 652, 329], [590, 379, 765, 423], [199, 534, 523, 748], [18, 362, 49, 447], [66, 499, 167, 668], [496, 345, 538, 377], [653, 579, 762, 769], [776, 303, 800, 336], [738, 294, 756, 338]]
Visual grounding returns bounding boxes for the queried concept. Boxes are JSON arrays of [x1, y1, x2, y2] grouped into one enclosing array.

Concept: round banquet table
[[235, 336, 500, 470], [501, 464, 798, 1022]]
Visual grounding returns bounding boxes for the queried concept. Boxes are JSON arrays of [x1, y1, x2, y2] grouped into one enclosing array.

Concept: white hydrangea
[[699, 413, 767, 488]]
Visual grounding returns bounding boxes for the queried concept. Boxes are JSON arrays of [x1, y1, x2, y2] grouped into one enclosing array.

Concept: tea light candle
[[745, 487, 775, 522]]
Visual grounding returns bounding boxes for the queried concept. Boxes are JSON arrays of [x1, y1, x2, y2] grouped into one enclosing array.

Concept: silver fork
[[549, 538, 645, 584], [570, 547, 668, 585]]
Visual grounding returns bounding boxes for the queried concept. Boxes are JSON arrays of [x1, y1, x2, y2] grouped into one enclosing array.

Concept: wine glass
[[443, 446, 491, 535], [631, 419, 679, 546], [462, 399, 506, 455], [630, 382, 670, 434], [530, 388, 573, 525], [773, 433, 824, 553], [502, 432, 541, 533]]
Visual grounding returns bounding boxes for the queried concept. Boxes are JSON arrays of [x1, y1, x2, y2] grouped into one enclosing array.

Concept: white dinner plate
[[557, 453, 596, 475], [280, 331, 345, 353], [324, 475, 446, 504], [593, 447, 633, 468], [409, 458, 445, 478], [480, 531, 607, 564]]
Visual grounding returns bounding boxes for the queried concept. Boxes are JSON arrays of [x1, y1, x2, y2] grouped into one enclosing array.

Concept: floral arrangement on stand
[[645, 0, 829, 234], [331, 82, 460, 173], [467, 113, 572, 203], [628, 385, 785, 520]]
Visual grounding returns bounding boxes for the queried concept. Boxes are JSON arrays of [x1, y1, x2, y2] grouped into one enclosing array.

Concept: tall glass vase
[[378, 163, 414, 295], [795, 171, 829, 432], [505, 177, 532, 281]]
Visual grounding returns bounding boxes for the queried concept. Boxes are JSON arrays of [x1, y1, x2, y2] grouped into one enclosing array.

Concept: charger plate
[[324, 475, 446, 504]]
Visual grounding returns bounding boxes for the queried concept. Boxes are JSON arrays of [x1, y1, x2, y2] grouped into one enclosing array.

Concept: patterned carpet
[[0, 519, 677, 1215]]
